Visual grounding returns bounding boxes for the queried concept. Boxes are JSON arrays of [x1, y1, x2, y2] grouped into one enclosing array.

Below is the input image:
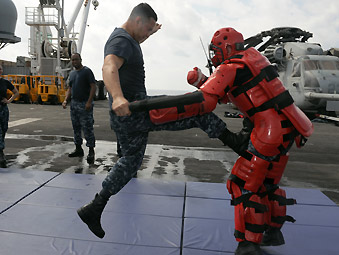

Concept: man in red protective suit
[[149, 27, 313, 255]]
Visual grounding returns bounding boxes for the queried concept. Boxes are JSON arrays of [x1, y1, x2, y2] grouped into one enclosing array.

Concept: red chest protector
[[224, 48, 313, 138]]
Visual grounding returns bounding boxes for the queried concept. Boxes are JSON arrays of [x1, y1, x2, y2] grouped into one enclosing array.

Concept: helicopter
[[243, 27, 339, 117]]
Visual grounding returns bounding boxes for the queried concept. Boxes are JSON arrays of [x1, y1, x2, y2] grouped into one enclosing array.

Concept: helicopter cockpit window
[[303, 60, 318, 70], [292, 62, 301, 77], [319, 60, 339, 70], [303, 59, 339, 71]]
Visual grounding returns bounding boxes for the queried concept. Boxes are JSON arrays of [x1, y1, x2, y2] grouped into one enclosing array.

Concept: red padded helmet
[[209, 27, 244, 67]]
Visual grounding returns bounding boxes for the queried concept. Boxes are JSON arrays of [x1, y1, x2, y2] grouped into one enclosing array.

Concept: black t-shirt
[[68, 66, 96, 102], [0, 78, 15, 101], [104, 27, 146, 99]]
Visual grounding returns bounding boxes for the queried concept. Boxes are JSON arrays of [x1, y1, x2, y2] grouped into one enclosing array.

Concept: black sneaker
[[235, 241, 262, 255]]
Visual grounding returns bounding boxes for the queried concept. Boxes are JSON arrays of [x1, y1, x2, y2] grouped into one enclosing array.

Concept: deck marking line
[[8, 118, 42, 128]]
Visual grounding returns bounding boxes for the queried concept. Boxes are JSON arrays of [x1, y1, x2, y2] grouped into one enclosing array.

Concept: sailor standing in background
[[0, 64, 19, 168], [62, 53, 97, 164]]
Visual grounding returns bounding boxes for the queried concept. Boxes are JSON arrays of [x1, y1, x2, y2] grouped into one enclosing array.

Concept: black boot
[[87, 147, 95, 164], [0, 150, 7, 168], [68, 145, 84, 157], [235, 241, 262, 255], [77, 193, 107, 238], [261, 227, 285, 246]]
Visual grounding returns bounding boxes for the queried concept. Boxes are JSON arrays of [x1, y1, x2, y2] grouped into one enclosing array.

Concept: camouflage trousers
[[0, 105, 9, 150], [70, 100, 95, 148], [102, 93, 226, 195]]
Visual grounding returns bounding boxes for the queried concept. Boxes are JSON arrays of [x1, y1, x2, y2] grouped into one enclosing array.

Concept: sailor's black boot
[[77, 193, 107, 238], [261, 227, 285, 246], [235, 241, 262, 255], [0, 150, 7, 168], [86, 147, 95, 164], [68, 145, 84, 157]]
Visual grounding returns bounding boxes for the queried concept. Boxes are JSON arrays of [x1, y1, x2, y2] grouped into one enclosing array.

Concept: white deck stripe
[[8, 118, 42, 128]]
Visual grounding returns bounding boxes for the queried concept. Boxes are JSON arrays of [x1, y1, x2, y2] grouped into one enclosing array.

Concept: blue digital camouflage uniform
[[70, 100, 95, 148], [68, 66, 96, 148], [102, 92, 226, 195]]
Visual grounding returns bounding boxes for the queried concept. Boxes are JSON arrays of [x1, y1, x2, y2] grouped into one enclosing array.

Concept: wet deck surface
[[5, 134, 238, 183]]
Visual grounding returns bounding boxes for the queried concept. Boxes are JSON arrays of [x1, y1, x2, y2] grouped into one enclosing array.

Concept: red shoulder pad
[[200, 63, 241, 98]]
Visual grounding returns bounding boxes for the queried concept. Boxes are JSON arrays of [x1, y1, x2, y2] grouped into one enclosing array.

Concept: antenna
[[199, 36, 213, 75]]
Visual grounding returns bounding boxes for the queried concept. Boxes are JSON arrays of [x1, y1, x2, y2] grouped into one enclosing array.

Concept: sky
[[1, 0, 339, 94]]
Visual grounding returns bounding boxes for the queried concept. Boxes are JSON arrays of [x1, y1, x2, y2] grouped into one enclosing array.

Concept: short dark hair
[[72, 53, 81, 59], [130, 3, 157, 22]]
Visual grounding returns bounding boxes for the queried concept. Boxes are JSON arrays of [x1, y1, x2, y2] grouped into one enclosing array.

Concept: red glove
[[187, 67, 207, 88]]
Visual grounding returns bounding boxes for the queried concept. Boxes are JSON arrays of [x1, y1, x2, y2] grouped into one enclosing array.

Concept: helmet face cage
[[209, 28, 244, 66], [209, 43, 224, 67]]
